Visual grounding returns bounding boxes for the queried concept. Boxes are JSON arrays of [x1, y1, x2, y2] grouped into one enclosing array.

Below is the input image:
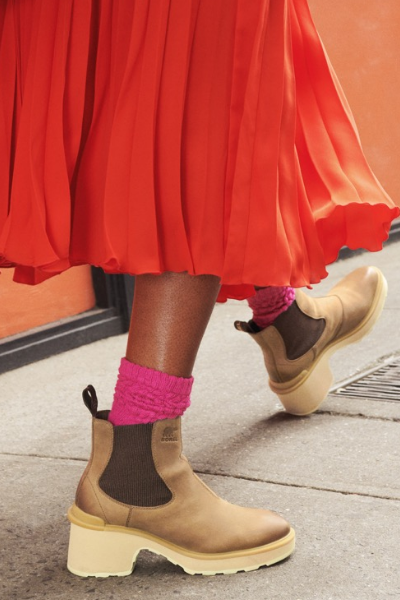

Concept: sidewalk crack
[[195, 469, 400, 502], [3, 452, 399, 502], [0, 451, 87, 462], [317, 410, 400, 423]]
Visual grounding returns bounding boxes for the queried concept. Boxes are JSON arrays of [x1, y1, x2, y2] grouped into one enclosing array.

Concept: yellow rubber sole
[[270, 268, 388, 416], [67, 504, 295, 577]]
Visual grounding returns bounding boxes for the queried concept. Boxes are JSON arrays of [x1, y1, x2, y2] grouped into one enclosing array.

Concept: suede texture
[[75, 411, 290, 553], [248, 266, 383, 383]]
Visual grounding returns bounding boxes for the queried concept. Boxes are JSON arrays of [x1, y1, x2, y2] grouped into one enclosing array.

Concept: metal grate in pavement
[[331, 357, 400, 403]]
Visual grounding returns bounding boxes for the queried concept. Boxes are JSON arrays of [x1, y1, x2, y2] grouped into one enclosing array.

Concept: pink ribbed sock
[[248, 286, 295, 329], [109, 359, 193, 426]]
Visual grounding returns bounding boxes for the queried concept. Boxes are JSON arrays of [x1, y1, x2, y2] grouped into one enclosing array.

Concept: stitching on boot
[[87, 474, 109, 523], [75, 418, 97, 503]]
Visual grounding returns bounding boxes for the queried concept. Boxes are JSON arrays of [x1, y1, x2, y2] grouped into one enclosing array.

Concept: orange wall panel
[[308, 0, 400, 207], [0, 266, 96, 338]]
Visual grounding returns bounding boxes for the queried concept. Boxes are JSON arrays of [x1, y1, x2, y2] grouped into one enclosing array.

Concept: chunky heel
[[270, 355, 333, 416], [67, 503, 295, 577], [67, 521, 141, 578], [67, 395, 295, 578]]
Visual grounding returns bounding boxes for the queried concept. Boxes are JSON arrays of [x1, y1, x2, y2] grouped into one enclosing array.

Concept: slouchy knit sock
[[109, 358, 193, 426], [248, 286, 295, 329]]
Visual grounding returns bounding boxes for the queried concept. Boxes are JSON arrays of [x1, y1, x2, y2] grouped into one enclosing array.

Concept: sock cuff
[[110, 359, 193, 425], [248, 286, 295, 329], [248, 286, 295, 311], [119, 358, 194, 397]]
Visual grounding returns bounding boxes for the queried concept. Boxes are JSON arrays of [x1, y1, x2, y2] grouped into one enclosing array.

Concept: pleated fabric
[[0, 0, 398, 301]]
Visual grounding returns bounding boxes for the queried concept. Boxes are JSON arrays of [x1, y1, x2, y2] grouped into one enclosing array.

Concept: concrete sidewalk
[[1, 242, 400, 600]]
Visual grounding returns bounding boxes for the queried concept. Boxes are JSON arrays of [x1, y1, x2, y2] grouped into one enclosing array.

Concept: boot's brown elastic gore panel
[[274, 301, 325, 360], [99, 424, 172, 507]]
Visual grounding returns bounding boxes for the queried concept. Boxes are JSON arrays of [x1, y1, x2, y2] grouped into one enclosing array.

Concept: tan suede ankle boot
[[67, 387, 295, 577], [235, 266, 387, 416]]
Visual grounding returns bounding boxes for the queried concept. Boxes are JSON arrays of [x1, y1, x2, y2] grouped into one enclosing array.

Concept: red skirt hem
[[0, 0, 398, 302]]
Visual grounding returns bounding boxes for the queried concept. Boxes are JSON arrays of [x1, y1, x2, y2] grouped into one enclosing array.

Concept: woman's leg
[[108, 272, 221, 425], [126, 272, 221, 377], [68, 272, 294, 577]]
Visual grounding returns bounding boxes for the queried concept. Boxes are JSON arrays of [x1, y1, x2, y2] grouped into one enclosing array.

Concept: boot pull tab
[[82, 385, 98, 417], [234, 319, 262, 334]]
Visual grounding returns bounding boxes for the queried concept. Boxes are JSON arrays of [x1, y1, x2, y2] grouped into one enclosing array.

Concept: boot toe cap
[[329, 266, 387, 335], [257, 509, 291, 545]]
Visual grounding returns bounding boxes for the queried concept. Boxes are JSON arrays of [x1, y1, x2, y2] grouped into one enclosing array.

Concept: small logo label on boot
[[161, 426, 179, 442]]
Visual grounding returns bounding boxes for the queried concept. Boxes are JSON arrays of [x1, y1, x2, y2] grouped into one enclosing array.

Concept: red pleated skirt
[[0, 0, 398, 301]]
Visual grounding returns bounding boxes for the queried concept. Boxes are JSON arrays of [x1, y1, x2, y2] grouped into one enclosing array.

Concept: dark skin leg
[[126, 272, 221, 378]]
